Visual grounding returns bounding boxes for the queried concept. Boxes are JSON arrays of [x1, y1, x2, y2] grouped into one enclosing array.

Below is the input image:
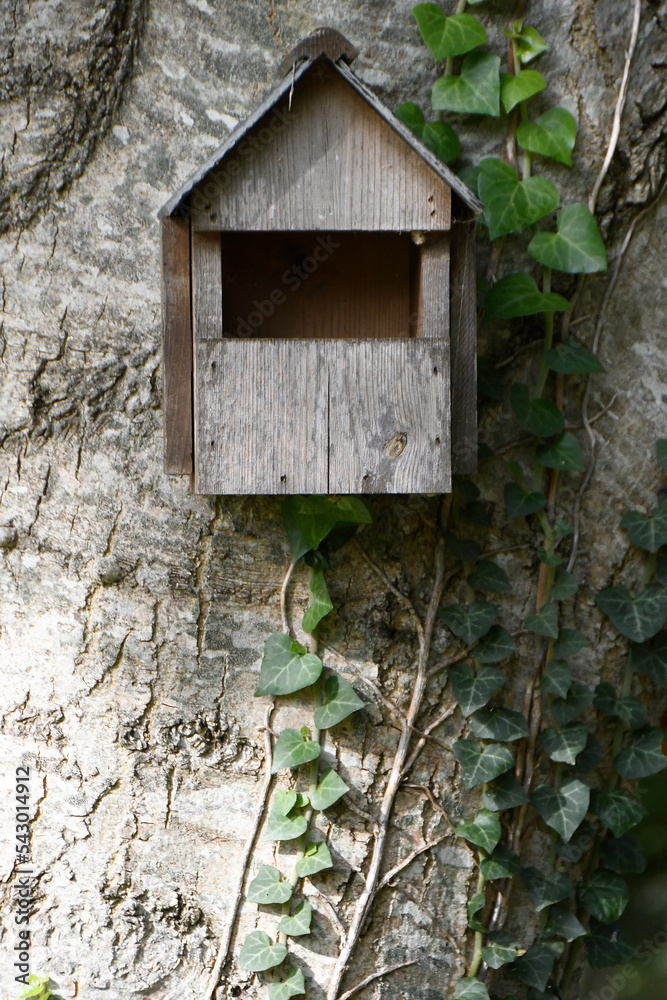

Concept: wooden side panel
[[191, 63, 451, 232], [161, 218, 193, 474], [192, 231, 223, 341], [194, 340, 329, 494], [417, 237, 450, 342], [329, 340, 451, 494], [450, 220, 478, 475]]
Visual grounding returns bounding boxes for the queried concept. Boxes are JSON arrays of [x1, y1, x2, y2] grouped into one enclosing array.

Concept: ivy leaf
[[467, 891, 487, 932], [539, 723, 589, 765], [658, 438, 667, 475], [310, 768, 349, 811], [482, 930, 521, 969], [475, 625, 518, 663], [302, 568, 333, 634], [500, 70, 547, 112], [591, 788, 646, 838], [510, 383, 565, 437], [526, 602, 559, 639], [510, 22, 548, 64], [238, 930, 288, 972], [256, 633, 323, 697], [586, 919, 634, 968], [267, 967, 306, 1000], [596, 584, 667, 642], [620, 501, 667, 553], [278, 901, 312, 937], [439, 602, 497, 643], [546, 338, 606, 374], [578, 871, 629, 924], [295, 841, 333, 877], [432, 52, 501, 117], [600, 834, 646, 875], [282, 495, 372, 560], [467, 560, 511, 593], [536, 431, 585, 472], [631, 630, 667, 684], [449, 664, 506, 715], [480, 843, 521, 879], [485, 273, 570, 321], [413, 5, 488, 59], [454, 739, 514, 788], [265, 805, 308, 842], [541, 659, 572, 698], [504, 482, 547, 520], [555, 818, 595, 863], [546, 906, 586, 942], [616, 727, 667, 779], [554, 518, 574, 538], [395, 102, 461, 163], [512, 943, 556, 993], [528, 203, 607, 273], [471, 707, 530, 742], [314, 674, 364, 730], [478, 158, 559, 239], [531, 778, 590, 842], [551, 568, 579, 601], [272, 729, 321, 773], [483, 774, 528, 812], [247, 865, 294, 905], [521, 866, 571, 910], [517, 107, 576, 165], [551, 681, 594, 725], [553, 628, 587, 657], [572, 732, 603, 774], [444, 530, 481, 563], [455, 807, 502, 853], [273, 789, 298, 816], [594, 683, 647, 726], [452, 978, 490, 1000]]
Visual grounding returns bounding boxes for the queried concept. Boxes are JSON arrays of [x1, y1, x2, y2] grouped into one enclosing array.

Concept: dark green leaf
[[461, 499, 494, 527], [505, 482, 547, 519], [482, 930, 521, 969], [528, 203, 607, 274], [578, 870, 629, 923], [452, 978, 490, 1000], [439, 601, 498, 644], [247, 865, 294, 905], [572, 732, 603, 773], [539, 723, 589, 765], [512, 944, 556, 992], [478, 158, 559, 240], [510, 383, 565, 437], [551, 567, 579, 601], [480, 843, 521, 879], [314, 674, 364, 730], [450, 663, 506, 715], [310, 768, 349, 811], [238, 930, 287, 972], [467, 891, 487, 932], [631, 630, 667, 684], [278, 901, 312, 937], [295, 841, 333, 877], [432, 52, 501, 117], [538, 547, 562, 568], [546, 337, 606, 374], [521, 866, 571, 910], [541, 659, 572, 698], [657, 439, 667, 475], [282, 495, 372, 560], [467, 560, 511, 593], [483, 774, 528, 812], [478, 357, 504, 400], [302, 567, 334, 634], [586, 919, 634, 968], [596, 583, 667, 642], [620, 501, 667, 553], [526, 602, 559, 639], [536, 431, 585, 472], [553, 628, 587, 657], [444, 530, 481, 563], [617, 696, 649, 729], [517, 107, 577, 166], [475, 625, 518, 663], [471, 706, 530, 742], [551, 681, 594, 724], [616, 727, 667, 779], [395, 102, 461, 163], [657, 553, 667, 587], [485, 273, 570, 321], [553, 518, 574, 538], [500, 70, 547, 112], [454, 739, 515, 789], [591, 788, 646, 837], [272, 729, 321, 773], [531, 777, 590, 842], [256, 632, 323, 697], [455, 807, 502, 853], [546, 906, 586, 942], [413, 5, 487, 59], [600, 834, 646, 875], [267, 966, 306, 1000], [555, 818, 595, 862]]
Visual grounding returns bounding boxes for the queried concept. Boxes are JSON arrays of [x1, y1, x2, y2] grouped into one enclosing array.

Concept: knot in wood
[[385, 432, 408, 460], [278, 27, 360, 77]]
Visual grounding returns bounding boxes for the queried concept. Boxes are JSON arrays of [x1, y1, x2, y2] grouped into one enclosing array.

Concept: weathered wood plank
[[192, 231, 223, 341], [416, 236, 450, 342], [194, 340, 329, 494], [450, 219, 478, 474], [161, 217, 193, 474], [328, 340, 451, 494]]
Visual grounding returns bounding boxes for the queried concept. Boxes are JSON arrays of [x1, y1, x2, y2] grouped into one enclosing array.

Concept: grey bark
[[0, 2, 666, 1000]]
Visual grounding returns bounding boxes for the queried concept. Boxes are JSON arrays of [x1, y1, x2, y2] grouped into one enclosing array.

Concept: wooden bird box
[[158, 28, 482, 495]]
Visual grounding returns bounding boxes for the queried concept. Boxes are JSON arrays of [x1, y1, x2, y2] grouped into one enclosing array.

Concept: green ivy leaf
[[413, 5, 488, 59], [265, 804, 308, 841], [483, 774, 528, 812], [467, 560, 512, 593], [551, 568, 579, 601], [539, 547, 563, 568], [531, 777, 590, 842], [546, 337, 606, 374], [482, 930, 521, 969], [536, 431, 585, 472], [395, 102, 461, 163], [551, 681, 594, 724], [620, 501, 667, 553], [455, 807, 502, 853], [521, 866, 571, 910], [302, 568, 333, 634], [631, 630, 667, 684], [467, 891, 487, 932], [471, 706, 530, 742], [657, 438, 667, 475], [526, 602, 559, 639], [267, 966, 306, 1000], [282, 495, 372, 560], [500, 70, 546, 112], [272, 729, 321, 773], [478, 158, 559, 239], [444, 530, 482, 563], [295, 841, 333, 877], [594, 684, 648, 728], [541, 659, 572, 698], [591, 788, 646, 838], [247, 865, 294, 905], [517, 107, 577, 165], [546, 906, 586, 942], [278, 901, 312, 937], [510, 383, 565, 437], [512, 943, 556, 992], [504, 482, 547, 519], [600, 834, 646, 875], [439, 602, 497, 643], [572, 733, 603, 773], [454, 739, 515, 788], [554, 518, 574, 538], [616, 727, 667, 779], [310, 768, 349, 811], [475, 625, 518, 663], [480, 843, 521, 879], [553, 628, 587, 657], [578, 871, 629, 924], [449, 664, 506, 715], [485, 273, 570, 321], [432, 52, 501, 117], [314, 674, 364, 730], [554, 817, 595, 863], [539, 723, 589, 765], [510, 22, 548, 64], [452, 977, 490, 1000], [238, 930, 288, 972], [586, 919, 634, 968], [528, 203, 607, 273], [596, 584, 667, 642], [256, 633, 323, 697]]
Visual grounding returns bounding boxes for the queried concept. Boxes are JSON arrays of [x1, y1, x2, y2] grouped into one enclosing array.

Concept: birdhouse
[[158, 28, 482, 495]]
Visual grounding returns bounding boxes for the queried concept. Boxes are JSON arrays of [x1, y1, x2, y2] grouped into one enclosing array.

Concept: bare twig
[[280, 560, 297, 634], [320, 639, 407, 723], [402, 702, 458, 775], [427, 648, 468, 679], [310, 882, 348, 943], [337, 960, 419, 1000], [377, 832, 450, 890], [389, 883, 468, 968], [353, 539, 424, 642], [402, 783, 456, 830]]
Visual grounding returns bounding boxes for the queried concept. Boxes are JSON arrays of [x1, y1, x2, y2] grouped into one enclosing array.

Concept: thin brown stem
[[337, 960, 419, 1000], [353, 539, 425, 643]]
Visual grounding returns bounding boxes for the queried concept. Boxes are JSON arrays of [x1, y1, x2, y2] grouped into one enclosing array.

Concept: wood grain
[[161, 217, 193, 474], [450, 219, 478, 474], [192, 231, 223, 340], [415, 236, 450, 342]]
